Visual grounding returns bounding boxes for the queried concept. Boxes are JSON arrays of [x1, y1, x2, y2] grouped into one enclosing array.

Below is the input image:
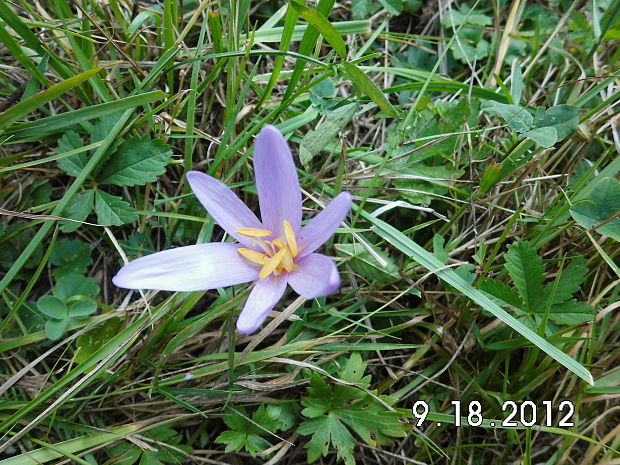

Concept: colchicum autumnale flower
[[113, 125, 352, 334]]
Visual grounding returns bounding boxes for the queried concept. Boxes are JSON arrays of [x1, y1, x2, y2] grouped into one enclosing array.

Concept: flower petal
[[236, 274, 288, 334], [288, 253, 341, 299], [253, 125, 302, 238], [113, 243, 258, 292], [186, 171, 262, 247], [299, 192, 352, 257]]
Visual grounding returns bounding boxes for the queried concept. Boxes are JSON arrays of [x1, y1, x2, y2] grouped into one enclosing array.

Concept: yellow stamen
[[259, 248, 287, 279], [282, 250, 295, 272], [283, 220, 298, 257], [237, 228, 273, 238], [271, 238, 287, 250], [237, 248, 269, 265]]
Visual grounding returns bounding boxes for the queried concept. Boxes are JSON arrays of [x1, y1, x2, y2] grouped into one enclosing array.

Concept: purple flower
[[113, 125, 351, 334]]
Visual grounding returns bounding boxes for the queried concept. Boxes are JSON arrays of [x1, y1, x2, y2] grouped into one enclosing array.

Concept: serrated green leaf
[[94, 190, 138, 225], [481, 279, 524, 309], [56, 131, 87, 177], [342, 62, 399, 117], [37, 295, 67, 319], [520, 126, 558, 147], [298, 355, 406, 465], [547, 257, 588, 305], [245, 434, 272, 457], [99, 136, 172, 186], [570, 177, 620, 241], [504, 241, 545, 312], [547, 301, 594, 325], [214, 430, 246, 452], [60, 189, 95, 233]]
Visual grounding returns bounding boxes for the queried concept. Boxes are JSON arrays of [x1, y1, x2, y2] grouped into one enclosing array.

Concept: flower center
[[237, 220, 299, 279]]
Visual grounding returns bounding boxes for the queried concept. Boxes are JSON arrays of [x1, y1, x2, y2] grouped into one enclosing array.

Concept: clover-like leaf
[[37, 295, 67, 319], [68, 300, 98, 318], [45, 318, 69, 340]]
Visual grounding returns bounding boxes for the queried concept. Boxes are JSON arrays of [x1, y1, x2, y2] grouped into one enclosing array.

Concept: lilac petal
[[253, 125, 302, 238], [186, 171, 262, 247], [299, 192, 352, 257], [236, 274, 288, 334], [288, 253, 341, 299], [113, 243, 258, 292]]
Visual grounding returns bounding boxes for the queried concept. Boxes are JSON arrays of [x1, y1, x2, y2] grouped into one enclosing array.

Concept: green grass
[[1, 0, 619, 464]]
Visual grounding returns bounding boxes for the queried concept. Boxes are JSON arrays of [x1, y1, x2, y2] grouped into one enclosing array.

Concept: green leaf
[[6, 92, 166, 142], [50, 238, 92, 278], [483, 101, 533, 133], [299, 415, 356, 465], [585, 368, 620, 394], [214, 430, 246, 453], [37, 295, 68, 319], [432, 234, 449, 264], [99, 136, 172, 186], [480, 279, 524, 309], [351, 0, 370, 19], [91, 113, 124, 144], [378, 0, 403, 15], [75, 317, 122, 365], [570, 177, 620, 241], [53, 273, 100, 302], [94, 190, 138, 226], [533, 104, 579, 140], [56, 131, 87, 177], [342, 62, 399, 117], [335, 242, 399, 283], [60, 189, 95, 233], [290, 1, 347, 58], [68, 300, 98, 317], [360, 212, 593, 384], [520, 126, 558, 147], [45, 318, 69, 340], [504, 241, 545, 312], [299, 103, 357, 166], [0, 62, 118, 127], [450, 29, 490, 63], [298, 355, 406, 465], [546, 257, 588, 305], [442, 4, 492, 27], [547, 301, 594, 325]]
